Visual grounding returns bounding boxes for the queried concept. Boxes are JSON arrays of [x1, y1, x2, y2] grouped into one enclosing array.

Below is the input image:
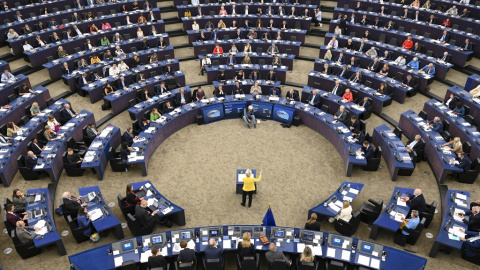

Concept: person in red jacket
[[402, 35, 414, 50], [342, 88, 354, 102], [213, 43, 224, 54]]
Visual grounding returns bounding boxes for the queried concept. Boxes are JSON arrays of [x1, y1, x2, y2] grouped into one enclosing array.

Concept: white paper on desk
[[341, 250, 351, 261], [146, 190, 153, 197], [341, 190, 348, 195], [297, 243, 305, 253], [455, 199, 467, 208], [140, 250, 152, 263], [187, 239, 195, 249], [396, 198, 407, 207], [394, 213, 405, 222], [237, 173, 246, 182], [256, 245, 263, 250], [456, 193, 467, 200], [342, 240, 350, 249], [35, 164, 45, 169], [35, 194, 42, 202], [286, 231, 292, 237], [357, 254, 370, 266], [159, 247, 168, 256], [114, 256, 123, 267], [250, 239, 254, 244], [326, 247, 336, 258], [334, 200, 343, 208], [328, 202, 341, 212], [389, 210, 397, 217], [349, 189, 359, 194], [315, 234, 321, 240], [223, 239, 231, 248], [343, 196, 353, 202], [88, 208, 103, 221], [448, 233, 460, 241], [162, 208, 172, 215], [84, 156, 94, 162], [451, 226, 466, 238], [202, 241, 208, 245], [312, 245, 322, 256], [173, 243, 180, 252], [370, 258, 380, 269]]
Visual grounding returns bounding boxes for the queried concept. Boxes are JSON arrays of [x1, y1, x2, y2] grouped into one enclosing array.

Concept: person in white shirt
[[394, 55, 406, 65], [73, 25, 83, 36], [446, 5, 458, 15], [192, 20, 200, 30], [244, 6, 249, 15], [118, 60, 129, 72], [326, 37, 338, 49], [200, 55, 211, 76], [23, 41, 34, 52], [109, 64, 120, 76], [115, 46, 125, 57], [329, 201, 353, 223], [1, 70, 15, 83]]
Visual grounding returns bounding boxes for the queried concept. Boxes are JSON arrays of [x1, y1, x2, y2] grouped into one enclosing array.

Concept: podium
[[236, 169, 257, 194]]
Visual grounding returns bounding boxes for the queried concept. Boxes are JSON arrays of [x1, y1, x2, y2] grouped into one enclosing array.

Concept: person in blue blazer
[[307, 90, 320, 106], [335, 52, 346, 65], [460, 229, 480, 257], [211, 30, 220, 41], [227, 54, 236, 65], [204, 238, 224, 263], [269, 87, 281, 97], [77, 207, 92, 237], [429, 117, 443, 132], [406, 58, 419, 70], [452, 152, 471, 173], [420, 63, 435, 75]]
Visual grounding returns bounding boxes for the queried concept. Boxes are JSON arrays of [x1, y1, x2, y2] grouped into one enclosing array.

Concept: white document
[[343, 196, 353, 202], [237, 173, 246, 182], [140, 250, 152, 263], [187, 239, 195, 249], [328, 202, 341, 212], [396, 198, 407, 207], [114, 256, 123, 267], [286, 231, 292, 236], [326, 247, 336, 258], [394, 213, 405, 222], [88, 208, 103, 221], [146, 190, 153, 197], [456, 193, 467, 200], [358, 254, 370, 266], [256, 245, 263, 250], [223, 239, 231, 249], [173, 243, 181, 252], [370, 258, 380, 269], [341, 250, 351, 261], [334, 200, 343, 208], [35, 194, 42, 202], [297, 243, 305, 253], [312, 245, 322, 256]]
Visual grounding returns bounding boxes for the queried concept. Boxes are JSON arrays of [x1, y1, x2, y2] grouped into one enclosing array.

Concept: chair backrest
[[121, 260, 138, 270], [205, 258, 221, 270], [298, 262, 315, 270], [179, 262, 195, 270], [442, 119, 450, 131], [418, 110, 427, 120], [241, 257, 256, 269], [271, 259, 288, 270]]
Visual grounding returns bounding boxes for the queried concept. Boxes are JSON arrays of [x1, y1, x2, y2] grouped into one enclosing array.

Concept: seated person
[[357, 97, 371, 111], [61, 104, 77, 122], [15, 220, 40, 243], [285, 89, 299, 101], [176, 88, 191, 105], [459, 206, 480, 232], [125, 184, 143, 206], [77, 207, 92, 237], [428, 117, 443, 132], [419, 63, 435, 75], [304, 213, 321, 231], [62, 192, 86, 213], [307, 90, 320, 106], [137, 119, 150, 132], [452, 102, 465, 117], [269, 87, 281, 97], [163, 101, 174, 113], [6, 121, 19, 137], [140, 88, 152, 102], [66, 148, 83, 166], [444, 137, 463, 155], [25, 151, 37, 169], [238, 232, 255, 260], [406, 58, 419, 70], [135, 199, 158, 228], [204, 238, 224, 263], [150, 108, 162, 123], [329, 200, 352, 223], [451, 151, 472, 176], [352, 129, 365, 144], [406, 135, 425, 158], [6, 204, 27, 227], [459, 229, 480, 258], [342, 88, 353, 102], [402, 75, 414, 87], [337, 65, 348, 78], [405, 189, 427, 212], [178, 240, 197, 265], [214, 85, 226, 98], [30, 138, 45, 157], [334, 105, 348, 122], [395, 210, 420, 244], [86, 123, 98, 138], [149, 246, 167, 268], [265, 242, 291, 267], [12, 189, 27, 213]]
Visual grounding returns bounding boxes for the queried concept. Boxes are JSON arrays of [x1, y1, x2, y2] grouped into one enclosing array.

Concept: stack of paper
[[326, 247, 336, 258], [358, 254, 371, 266], [328, 202, 341, 212], [88, 208, 103, 221]]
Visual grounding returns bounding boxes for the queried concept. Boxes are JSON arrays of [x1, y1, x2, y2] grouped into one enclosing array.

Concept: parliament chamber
[[1, 0, 480, 269]]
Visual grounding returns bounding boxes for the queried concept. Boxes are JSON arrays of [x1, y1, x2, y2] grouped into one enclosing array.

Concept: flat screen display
[[152, 236, 162, 244], [209, 230, 219, 237], [181, 232, 191, 239], [332, 237, 343, 246], [362, 244, 372, 253], [303, 233, 314, 241], [274, 230, 285, 238], [122, 241, 133, 251]]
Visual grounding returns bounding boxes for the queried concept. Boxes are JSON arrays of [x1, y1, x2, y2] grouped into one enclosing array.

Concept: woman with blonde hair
[[300, 246, 314, 262], [6, 122, 20, 137], [44, 125, 59, 141], [47, 114, 60, 132], [218, 20, 226, 29], [240, 169, 262, 207], [329, 200, 352, 223], [30, 102, 41, 116], [324, 49, 332, 61], [242, 53, 252, 64], [444, 137, 462, 155], [244, 42, 252, 53], [237, 232, 255, 260]]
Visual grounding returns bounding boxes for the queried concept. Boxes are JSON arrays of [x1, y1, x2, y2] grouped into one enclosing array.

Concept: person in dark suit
[[352, 129, 365, 144], [62, 192, 86, 213], [136, 72, 147, 83], [35, 21, 46, 31], [6, 204, 27, 227], [265, 243, 291, 267], [429, 117, 443, 132], [438, 30, 450, 44], [406, 134, 425, 158], [30, 138, 45, 157], [460, 229, 480, 257], [346, 116, 360, 131], [148, 247, 167, 268], [162, 101, 174, 113], [135, 200, 158, 228], [155, 82, 168, 95], [425, 14, 437, 25], [66, 148, 83, 166], [460, 38, 473, 51], [334, 105, 348, 122], [204, 238, 224, 262], [237, 233, 255, 261], [76, 207, 92, 237], [335, 52, 346, 65], [452, 152, 471, 173], [25, 151, 37, 169], [307, 90, 320, 106], [321, 63, 331, 75], [444, 93, 458, 110], [120, 142, 131, 163], [372, 17, 383, 28], [331, 80, 344, 96], [349, 71, 362, 83], [214, 85, 225, 98], [140, 89, 151, 101], [337, 65, 348, 78], [176, 88, 191, 105], [358, 97, 371, 111], [459, 206, 480, 232], [438, 52, 451, 63], [304, 213, 321, 230], [61, 104, 77, 122], [269, 87, 281, 97], [367, 58, 380, 72], [266, 70, 276, 82], [359, 140, 374, 159], [405, 189, 427, 213], [137, 119, 150, 133], [77, 73, 89, 88], [178, 240, 197, 265], [285, 89, 299, 101], [233, 81, 244, 95], [123, 128, 136, 146], [61, 62, 71, 75], [402, 75, 414, 87], [164, 64, 174, 76], [116, 77, 127, 90]]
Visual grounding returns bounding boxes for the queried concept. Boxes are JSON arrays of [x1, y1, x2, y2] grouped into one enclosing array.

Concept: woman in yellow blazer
[[241, 169, 262, 207]]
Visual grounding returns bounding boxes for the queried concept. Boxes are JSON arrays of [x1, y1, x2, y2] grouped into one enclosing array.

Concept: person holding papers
[[15, 220, 40, 243], [358, 141, 374, 160], [204, 238, 224, 263], [329, 200, 353, 223], [266, 242, 291, 267], [135, 199, 158, 229], [444, 137, 463, 155], [406, 135, 425, 158], [395, 210, 420, 245], [459, 229, 480, 257], [77, 207, 92, 237], [238, 232, 255, 260], [1, 70, 15, 83], [148, 247, 167, 268], [458, 207, 480, 233], [428, 117, 443, 132], [177, 240, 197, 265], [405, 189, 427, 213], [241, 169, 262, 207], [451, 152, 472, 177]]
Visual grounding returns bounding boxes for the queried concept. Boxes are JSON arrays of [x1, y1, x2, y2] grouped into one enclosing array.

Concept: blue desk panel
[[309, 182, 364, 219], [202, 103, 225, 124]]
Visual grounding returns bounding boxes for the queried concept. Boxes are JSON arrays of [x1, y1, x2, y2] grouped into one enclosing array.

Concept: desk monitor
[[302, 232, 314, 241], [113, 239, 137, 254], [123, 241, 134, 252], [181, 231, 191, 240], [240, 226, 254, 236], [152, 236, 163, 245], [357, 240, 383, 257], [332, 237, 343, 246], [274, 230, 285, 238], [209, 229, 219, 237]]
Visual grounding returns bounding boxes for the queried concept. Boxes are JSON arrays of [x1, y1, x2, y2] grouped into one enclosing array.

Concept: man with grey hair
[[405, 189, 427, 213], [365, 47, 377, 58], [204, 238, 224, 263], [243, 105, 256, 129], [406, 135, 425, 160], [334, 105, 347, 122], [61, 103, 76, 121], [395, 210, 420, 245], [62, 192, 86, 213], [16, 220, 40, 243], [459, 206, 480, 232], [265, 242, 291, 267]]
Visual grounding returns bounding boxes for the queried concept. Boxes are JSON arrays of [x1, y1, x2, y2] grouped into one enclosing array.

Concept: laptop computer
[[82, 192, 96, 203]]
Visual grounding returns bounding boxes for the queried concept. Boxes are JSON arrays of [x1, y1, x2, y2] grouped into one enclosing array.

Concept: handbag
[[90, 233, 101, 243]]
